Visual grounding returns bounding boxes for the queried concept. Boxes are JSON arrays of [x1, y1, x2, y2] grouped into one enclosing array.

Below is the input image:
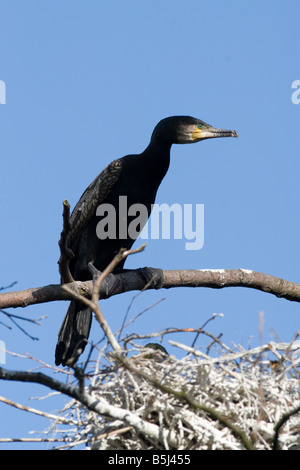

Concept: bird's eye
[[197, 124, 203, 129]]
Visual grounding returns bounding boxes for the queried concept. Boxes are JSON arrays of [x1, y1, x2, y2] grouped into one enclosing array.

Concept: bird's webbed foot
[[137, 267, 164, 289]]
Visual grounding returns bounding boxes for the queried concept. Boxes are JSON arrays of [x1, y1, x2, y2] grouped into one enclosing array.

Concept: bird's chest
[[108, 169, 159, 212]]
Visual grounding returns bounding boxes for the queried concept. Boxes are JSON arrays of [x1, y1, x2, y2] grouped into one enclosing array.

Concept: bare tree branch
[[272, 405, 300, 450], [0, 395, 71, 424], [1, 317, 299, 449], [0, 281, 18, 292], [57, 200, 75, 284], [0, 268, 299, 311], [0, 309, 44, 340], [62, 246, 146, 355], [0, 364, 180, 447]]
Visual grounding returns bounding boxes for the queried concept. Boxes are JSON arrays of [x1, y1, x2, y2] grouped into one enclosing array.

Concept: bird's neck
[[141, 137, 172, 184]]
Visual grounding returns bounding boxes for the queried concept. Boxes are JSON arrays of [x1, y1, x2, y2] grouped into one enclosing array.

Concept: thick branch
[[163, 268, 300, 302], [0, 268, 299, 310]]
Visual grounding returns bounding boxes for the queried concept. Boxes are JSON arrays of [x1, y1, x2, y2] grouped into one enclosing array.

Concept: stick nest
[[52, 336, 300, 450]]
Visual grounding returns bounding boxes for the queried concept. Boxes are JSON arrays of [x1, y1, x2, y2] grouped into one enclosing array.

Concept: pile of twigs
[[51, 334, 300, 450]]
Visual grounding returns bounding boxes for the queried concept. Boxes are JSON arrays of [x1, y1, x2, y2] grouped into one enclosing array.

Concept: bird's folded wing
[[68, 158, 123, 250]]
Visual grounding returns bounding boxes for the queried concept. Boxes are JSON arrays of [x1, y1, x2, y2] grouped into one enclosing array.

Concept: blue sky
[[0, 1, 299, 449]]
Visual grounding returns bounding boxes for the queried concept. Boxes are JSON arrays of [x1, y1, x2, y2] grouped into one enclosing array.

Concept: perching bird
[[55, 116, 238, 366]]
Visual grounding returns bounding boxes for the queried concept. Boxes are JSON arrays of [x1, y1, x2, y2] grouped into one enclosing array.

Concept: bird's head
[[151, 115, 238, 145]]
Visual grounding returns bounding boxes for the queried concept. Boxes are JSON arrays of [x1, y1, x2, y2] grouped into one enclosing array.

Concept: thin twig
[[63, 244, 147, 354], [58, 200, 74, 284], [0, 309, 40, 340], [0, 395, 71, 424], [0, 281, 17, 292]]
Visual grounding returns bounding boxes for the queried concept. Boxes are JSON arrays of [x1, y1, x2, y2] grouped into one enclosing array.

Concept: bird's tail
[[55, 300, 92, 366]]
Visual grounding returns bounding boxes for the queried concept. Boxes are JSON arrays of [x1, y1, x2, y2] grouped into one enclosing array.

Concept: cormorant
[[55, 116, 238, 366]]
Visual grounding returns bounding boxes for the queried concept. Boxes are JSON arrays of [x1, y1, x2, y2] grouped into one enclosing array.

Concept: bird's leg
[[113, 266, 164, 290], [87, 262, 123, 298], [88, 262, 101, 281], [87, 263, 163, 298]]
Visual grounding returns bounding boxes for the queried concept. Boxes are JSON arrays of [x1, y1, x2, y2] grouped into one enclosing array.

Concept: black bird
[[55, 116, 238, 366]]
